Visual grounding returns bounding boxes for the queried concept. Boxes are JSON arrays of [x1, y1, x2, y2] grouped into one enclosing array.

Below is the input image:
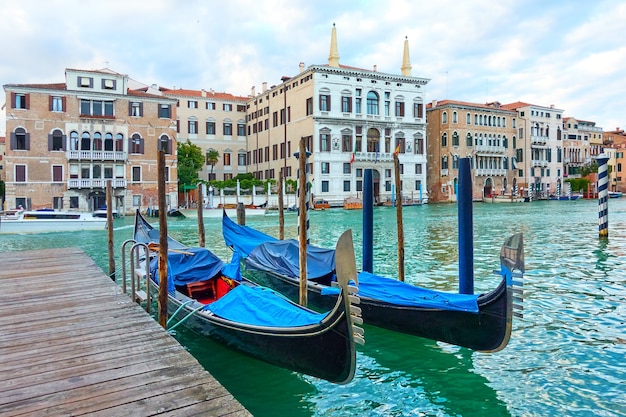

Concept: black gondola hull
[[244, 266, 511, 352]]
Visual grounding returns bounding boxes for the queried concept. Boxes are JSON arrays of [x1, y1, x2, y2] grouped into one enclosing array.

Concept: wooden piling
[[157, 149, 168, 328], [393, 153, 405, 282], [297, 137, 308, 307], [106, 179, 115, 281], [197, 181, 205, 247], [278, 170, 285, 240]]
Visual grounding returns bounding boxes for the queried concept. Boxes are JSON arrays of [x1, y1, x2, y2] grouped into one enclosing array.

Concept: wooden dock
[[0, 248, 251, 416]]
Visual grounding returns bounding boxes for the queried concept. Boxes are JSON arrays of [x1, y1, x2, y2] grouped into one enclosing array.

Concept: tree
[[177, 140, 205, 192], [206, 149, 220, 179]]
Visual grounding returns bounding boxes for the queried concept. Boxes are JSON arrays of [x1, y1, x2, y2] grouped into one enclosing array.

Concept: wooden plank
[[0, 248, 251, 417]]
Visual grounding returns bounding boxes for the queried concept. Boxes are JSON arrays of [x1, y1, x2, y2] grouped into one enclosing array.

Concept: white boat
[[0, 209, 107, 234], [483, 195, 525, 203]]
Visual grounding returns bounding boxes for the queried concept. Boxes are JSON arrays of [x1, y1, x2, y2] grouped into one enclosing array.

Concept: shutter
[[128, 138, 132, 153], [128, 102, 132, 116], [62, 134, 67, 151], [11, 92, 16, 109], [139, 102, 143, 116], [49, 96, 53, 111], [139, 138, 145, 154], [25, 133, 31, 150], [48, 134, 53, 151], [176, 119, 180, 133], [62, 96, 66, 112], [10, 132, 16, 150], [25, 94, 30, 109]]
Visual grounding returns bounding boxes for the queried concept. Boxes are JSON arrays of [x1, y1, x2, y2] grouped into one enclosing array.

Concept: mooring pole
[[157, 147, 169, 328], [597, 155, 609, 239], [295, 137, 309, 307], [362, 168, 374, 273], [393, 153, 405, 282], [197, 182, 205, 247], [106, 179, 115, 281], [458, 157, 474, 294], [278, 170, 285, 240]]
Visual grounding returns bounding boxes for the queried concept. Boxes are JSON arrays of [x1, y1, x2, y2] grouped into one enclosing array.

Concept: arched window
[[467, 112, 471, 124], [159, 134, 172, 154], [115, 133, 124, 152], [93, 132, 102, 150], [452, 111, 458, 123], [366, 91, 379, 115], [104, 133, 114, 151], [466, 132, 473, 147], [81, 132, 91, 150], [442, 111, 448, 124], [441, 132, 448, 147], [367, 128, 380, 153], [70, 131, 79, 150], [452, 131, 459, 146]]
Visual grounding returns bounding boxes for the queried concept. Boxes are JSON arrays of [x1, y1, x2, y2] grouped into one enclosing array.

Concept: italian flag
[[350, 142, 356, 164]]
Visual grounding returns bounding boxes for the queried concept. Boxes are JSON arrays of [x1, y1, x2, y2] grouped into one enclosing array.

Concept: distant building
[[161, 88, 248, 206], [561, 117, 603, 178], [244, 25, 430, 206], [3, 68, 178, 214], [0, 135, 5, 208], [426, 100, 518, 202], [500, 102, 564, 198], [603, 127, 626, 192]]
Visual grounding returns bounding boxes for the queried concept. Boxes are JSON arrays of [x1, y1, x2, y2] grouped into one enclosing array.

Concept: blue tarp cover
[[222, 212, 277, 257], [321, 271, 479, 313], [205, 284, 328, 327], [223, 212, 479, 313], [151, 247, 225, 291], [247, 239, 336, 280]]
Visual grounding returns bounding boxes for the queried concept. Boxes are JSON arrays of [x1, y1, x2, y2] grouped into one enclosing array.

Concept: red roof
[[426, 99, 516, 111], [161, 88, 248, 102]]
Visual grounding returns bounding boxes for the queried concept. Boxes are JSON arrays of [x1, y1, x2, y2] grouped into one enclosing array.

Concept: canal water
[[1, 199, 625, 416]]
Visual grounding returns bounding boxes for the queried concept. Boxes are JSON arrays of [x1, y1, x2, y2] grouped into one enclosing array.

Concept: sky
[[1, 0, 625, 136]]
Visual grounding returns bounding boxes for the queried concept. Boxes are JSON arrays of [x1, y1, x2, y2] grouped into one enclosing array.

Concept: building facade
[[426, 100, 518, 202], [245, 26, 430, 206], [500, 102, 564, 198], [3, 68, 178, 214]]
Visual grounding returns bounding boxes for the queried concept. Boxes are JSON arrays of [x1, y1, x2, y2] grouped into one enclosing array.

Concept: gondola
[[222, 212, 524, 352], [129, 210, 363, 384]]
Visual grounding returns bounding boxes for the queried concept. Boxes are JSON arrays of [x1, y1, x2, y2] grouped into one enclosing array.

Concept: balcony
[[441, 168, 449, 177], [474, 144, 506, 154], [68, 178, 127, 189], [67, 150, 128, 162], [475, 168, 507, 176], [531, 136, 548, 146], [532, 160, 548, 168], [354, 151, 393, 163]]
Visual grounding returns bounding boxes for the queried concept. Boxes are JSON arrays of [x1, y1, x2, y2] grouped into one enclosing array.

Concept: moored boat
[[222, 212, 524, 352], [128, 210, 363, 384], [0, 208, 106, 234]]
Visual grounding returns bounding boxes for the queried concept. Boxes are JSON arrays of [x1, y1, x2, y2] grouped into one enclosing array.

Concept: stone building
[[3, 68, 178, 214], [426, 100, 518, 202], [244, 25, 430, 206], [500, 102, 564, 198]]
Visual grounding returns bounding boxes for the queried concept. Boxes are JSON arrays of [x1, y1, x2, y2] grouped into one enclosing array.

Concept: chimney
[[201, 89, 207, 97], [299, 62, 305, 73], [432, 99, 438, 108], [251, 86, 256, 97], [373, 64, 377, 72], [262, 82, 268, 93]]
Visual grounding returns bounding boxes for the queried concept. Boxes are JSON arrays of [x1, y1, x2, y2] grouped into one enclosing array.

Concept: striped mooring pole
[[597, 155, 609, 238]]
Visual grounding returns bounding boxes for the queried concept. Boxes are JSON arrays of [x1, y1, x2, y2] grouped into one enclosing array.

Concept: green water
[[2, 200, 625, 416]]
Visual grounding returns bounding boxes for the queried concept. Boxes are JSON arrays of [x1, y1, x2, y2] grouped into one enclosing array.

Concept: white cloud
[[1, 0, 624, 135]]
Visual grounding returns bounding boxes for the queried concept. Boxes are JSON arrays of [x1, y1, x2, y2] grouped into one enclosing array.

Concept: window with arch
[[474, 114, 479, 125], [452, 111, 458, 123], [441, 132, 448, 147], [93, 132, 103, 150], [367, 128, 380, 152], [81, 132, 91, 150], [466, 132, 472, 147], [159, 134, 172, 154], [414, 134, 424, 155], [452, 155, 459, 169], [130, 133, 144, 154], [70, 131, 79, 150], [115, 133, 124, 152], [442, 111, 448, 124], [366, 91, 379, 115], [467, 112, 471, 124], [441, 155, 449, 170], [104, 133, 114, 151], [49, 129, 65, 151], [452, 131, 459, 146]]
